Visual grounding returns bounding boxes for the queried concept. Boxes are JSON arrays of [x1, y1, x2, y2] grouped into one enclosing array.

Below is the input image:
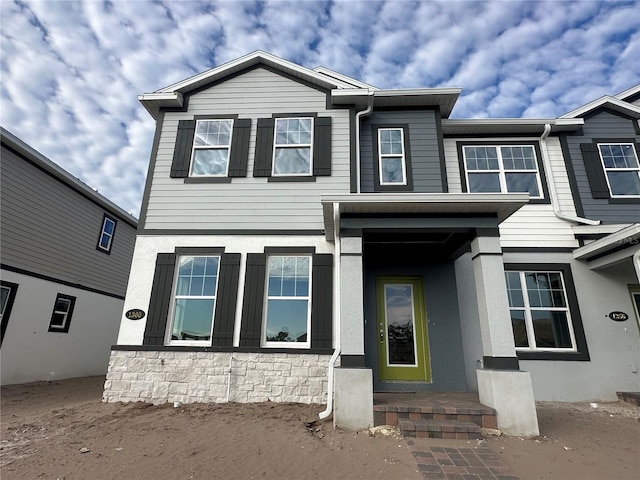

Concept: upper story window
[[97, 214, 117, 254], [273, 118, 313, 176], [167, 255, 221, 345], [263, 255, 311, 347], [378, 128, 407, 185], [597, 143, 640, 196], [462, 145, 543, 198], [191, 119, 234, 176], [48, 293, 76, 333]]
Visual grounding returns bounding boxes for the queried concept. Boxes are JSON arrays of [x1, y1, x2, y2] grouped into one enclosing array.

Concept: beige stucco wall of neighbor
[[103, 351, 331, 405], [1, 269, 123, 386]]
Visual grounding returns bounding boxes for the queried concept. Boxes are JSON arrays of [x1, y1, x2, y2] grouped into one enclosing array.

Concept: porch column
[[334, 234, 373, 429], [471, 234, 539, 437]]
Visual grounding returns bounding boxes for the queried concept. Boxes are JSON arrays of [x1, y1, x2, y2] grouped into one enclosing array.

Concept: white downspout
[[540, 123, 600, 226], [319, 202, 341, 420], [355, 91, 375, 194]]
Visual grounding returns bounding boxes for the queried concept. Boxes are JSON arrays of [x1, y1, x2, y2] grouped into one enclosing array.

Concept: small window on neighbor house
[[167, 255, 221, 345], [378, 128, 407, 185], [97, 215, 117, 253], [48, 294, 76, 333], [263, 255, 312, 347], [597, 143, 640, 196], [463, 145, 543, 198], [273, 118, 313, 176], [191, 119, 234, 176], [1, 281, 19, 346]]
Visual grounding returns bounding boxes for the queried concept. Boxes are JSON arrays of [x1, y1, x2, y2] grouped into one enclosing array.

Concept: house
[[103, 51, 640, 437], [0, 128, 138, 385]]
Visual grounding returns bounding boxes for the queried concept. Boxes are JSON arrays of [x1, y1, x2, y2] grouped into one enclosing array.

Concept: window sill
[[267, 176, 316, 182], [517, 350, 590, 361], [608, 197, 640, 204], [184, 177, 233, 184]]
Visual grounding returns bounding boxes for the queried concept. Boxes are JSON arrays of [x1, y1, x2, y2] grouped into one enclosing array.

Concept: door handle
[[379, 328, 384, 343]]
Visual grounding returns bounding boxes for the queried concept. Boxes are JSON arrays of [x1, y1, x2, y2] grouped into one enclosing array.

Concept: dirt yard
[[1, 376, 639, 480]]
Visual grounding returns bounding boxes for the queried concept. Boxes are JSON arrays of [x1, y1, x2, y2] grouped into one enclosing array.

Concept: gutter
[[355, 90, 375, 194], [319, 202, 341, 420], [539, 123, 600, 226]]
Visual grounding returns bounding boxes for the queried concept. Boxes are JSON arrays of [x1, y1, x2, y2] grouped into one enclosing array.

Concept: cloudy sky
[[1, 0, 639, 216]]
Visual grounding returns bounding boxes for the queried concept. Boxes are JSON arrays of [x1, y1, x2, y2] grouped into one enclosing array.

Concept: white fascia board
[[572, 224, 633, 235], [374, 87, 462, 98], [614, 84, 640, 101], [559, 95, 640, 119], [312, 66, 379, 90], [573, 223, 640, 260], [137, 92, 184, 119]]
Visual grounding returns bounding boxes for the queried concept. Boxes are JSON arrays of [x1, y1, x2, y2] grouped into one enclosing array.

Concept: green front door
[[376, 277, 431, 382]]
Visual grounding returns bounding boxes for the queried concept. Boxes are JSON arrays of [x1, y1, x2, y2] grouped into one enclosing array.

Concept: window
[[597, 143, 640, 196], [191, 119, 234, 176], [273, 117, 313, 176], [97, 215, 117, 253], [378, 128, 407, 185], [1, 281, 18, 346], [463, 145, 543, 198], [167, 255, 221, 344], [48, 294, 76, 333], [263, 255, 311, 347]]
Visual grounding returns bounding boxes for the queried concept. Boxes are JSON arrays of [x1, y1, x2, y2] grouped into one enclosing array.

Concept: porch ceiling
[[321, 193, 529, 241]]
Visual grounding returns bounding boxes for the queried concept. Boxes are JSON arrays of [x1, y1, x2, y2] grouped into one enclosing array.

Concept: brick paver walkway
[[406, 440, 522, 480]]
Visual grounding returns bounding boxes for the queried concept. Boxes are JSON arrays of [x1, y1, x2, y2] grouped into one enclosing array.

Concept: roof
[[0, 127, 138, 227], [572, 223, 640, 264], [560, 93, 640, 119]]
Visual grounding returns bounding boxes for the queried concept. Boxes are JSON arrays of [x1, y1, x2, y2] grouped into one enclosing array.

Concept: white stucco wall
[[0, 269, 123, 385]]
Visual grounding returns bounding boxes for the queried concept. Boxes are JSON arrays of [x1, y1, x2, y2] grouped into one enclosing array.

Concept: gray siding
[[142, 67, 351, 231], [0, 145, 136, 296], [563, 110, 640, 224], [360, 110, 444, 193]]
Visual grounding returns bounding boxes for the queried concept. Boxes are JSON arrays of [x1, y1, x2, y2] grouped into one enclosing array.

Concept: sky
[[1, 0, 639, 217]]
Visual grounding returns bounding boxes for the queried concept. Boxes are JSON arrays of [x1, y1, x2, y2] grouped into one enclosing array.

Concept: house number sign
[[125, 309, 146, 320], [608, 311, 628, 322]]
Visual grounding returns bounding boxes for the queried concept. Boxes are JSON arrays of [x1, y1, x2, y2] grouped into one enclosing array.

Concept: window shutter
[[311, 253, 333, 349], [143, 253, 177, 346], [228, 119, 251, 177], [239, 253, 267, 347], [170, 120, 196, 178], [580, 143, 610, 199], [253, 118, 275, 177], [313, 117, 332, 176], [211, 253, 241, 347]]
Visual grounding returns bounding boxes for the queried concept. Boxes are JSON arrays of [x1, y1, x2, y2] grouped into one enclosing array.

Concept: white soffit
[[331, 88, 461, 117]]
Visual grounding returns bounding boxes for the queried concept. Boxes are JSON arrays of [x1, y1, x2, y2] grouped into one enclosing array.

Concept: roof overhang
[[321, 193, 528, 241], [331, 88, 462, 118], [615, 84, 640, 102], [441, 118, 584, 136], [573, 223, 640, 269], [560, 95, 640, 119]]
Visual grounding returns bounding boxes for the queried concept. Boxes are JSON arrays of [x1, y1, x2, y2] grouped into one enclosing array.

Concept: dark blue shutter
[[239, 253, 267, 347], [170, 120, 196, 178], [143, 253, 177, 345], [253, 118, 275, 177], [211, 253, 241, 347], [313, 117, 332, 176], [581, 143, 610, 199], [228, 119, 251, 177], [311, 253, 333, 349]]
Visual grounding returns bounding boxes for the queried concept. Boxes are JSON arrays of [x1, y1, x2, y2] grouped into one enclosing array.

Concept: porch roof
[[572, 223, 640, 270], [321, 193, 529, 242]]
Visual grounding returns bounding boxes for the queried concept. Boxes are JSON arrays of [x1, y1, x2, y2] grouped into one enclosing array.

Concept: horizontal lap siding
[[444, 137, 578, 248], [144, 68, 350, 231], [0, 146, 136, 296]]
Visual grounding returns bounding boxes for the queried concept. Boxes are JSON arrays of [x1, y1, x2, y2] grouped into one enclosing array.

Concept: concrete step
[[398, 418, 483, 440]]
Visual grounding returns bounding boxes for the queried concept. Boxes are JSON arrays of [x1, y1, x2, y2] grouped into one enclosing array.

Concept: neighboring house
[[103, 51, 640, 437], [1, 128, 138, 385]]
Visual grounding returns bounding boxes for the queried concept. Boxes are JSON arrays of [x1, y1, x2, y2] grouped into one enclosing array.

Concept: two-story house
[[1, 127, 138, 385], [104, 51, 639, 437]]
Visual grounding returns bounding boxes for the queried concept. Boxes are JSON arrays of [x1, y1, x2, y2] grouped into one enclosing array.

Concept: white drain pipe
[[355, 91, 375, 194], [319, 202, 341, 420]]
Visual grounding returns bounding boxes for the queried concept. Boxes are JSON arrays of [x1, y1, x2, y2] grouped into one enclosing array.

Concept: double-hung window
[[463, 145, 543, 198], [378, 128, 407, 185], [48, 293, 76, 333], [168, 256, 220, 344], [191, 119, 234, 176], [263, 255, 311, 347], [273, 117, 313, 176], [97, 215, 117, 253], [597, 143, 640, 196], [505, 271, 576, 352]]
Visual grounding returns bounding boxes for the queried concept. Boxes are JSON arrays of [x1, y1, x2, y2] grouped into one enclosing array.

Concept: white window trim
[[98, 216, 116, 252], [190, 119, 234, 177], [262, 255, 312, 349], [272, 117, 314, 177], [509, 271, 577, 353], [378, 128, 407, 186], [166, 255, 221, 347], [597, 143, 640, 198], [463, 145, 544, 198]]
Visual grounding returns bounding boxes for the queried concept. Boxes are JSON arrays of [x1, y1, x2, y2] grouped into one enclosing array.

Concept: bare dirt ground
[[1, 376, 639, 480]]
